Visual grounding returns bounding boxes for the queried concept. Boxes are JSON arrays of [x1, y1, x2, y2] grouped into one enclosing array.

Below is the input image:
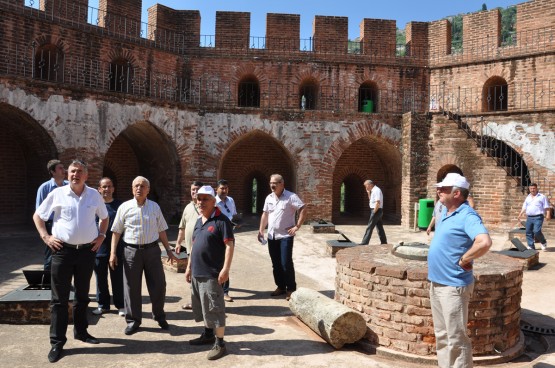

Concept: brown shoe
[[182, 303, 192, 310], [223, 293, 234, 302], [270, 288, 286, 297], [285, 291, 293, 301]]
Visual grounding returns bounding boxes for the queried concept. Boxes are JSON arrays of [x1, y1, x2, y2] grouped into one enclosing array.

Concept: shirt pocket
[[60, 206, 74, 221]]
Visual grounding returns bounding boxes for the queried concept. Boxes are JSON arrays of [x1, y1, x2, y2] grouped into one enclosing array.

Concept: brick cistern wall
[[336, 245, 523, 357]]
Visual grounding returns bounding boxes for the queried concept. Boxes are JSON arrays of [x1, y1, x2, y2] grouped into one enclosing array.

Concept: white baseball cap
[[435, 173, 470, 189], [196, 185, 215, 197]]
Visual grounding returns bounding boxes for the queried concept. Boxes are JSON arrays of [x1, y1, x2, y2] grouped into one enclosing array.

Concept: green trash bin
[[362, 99, 374, 113], [417, 199, 435, 230]]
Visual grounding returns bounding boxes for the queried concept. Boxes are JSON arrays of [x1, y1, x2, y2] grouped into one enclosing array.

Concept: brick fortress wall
[[0, 0, 552, 229]]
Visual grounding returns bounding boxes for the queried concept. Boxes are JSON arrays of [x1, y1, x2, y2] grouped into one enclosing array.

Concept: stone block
[[311, 221, 336, 233], [161, 249, 188, 273], [326, 239, 359, 257]]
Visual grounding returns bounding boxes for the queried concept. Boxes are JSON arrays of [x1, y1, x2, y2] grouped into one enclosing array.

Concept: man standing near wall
[[185, 185, 234, 360], [92, 177, 125, 317], [517, 183, 551, 250], [176, 180, 203, 309], [428, 173, 492, 368], [36, 159, 68, 270], [33, 160, 109, 363], [215, 179, 237, 302], [359, 180, 388, 245], [109, 176, 176, 336], [258, 174, 307, 301]]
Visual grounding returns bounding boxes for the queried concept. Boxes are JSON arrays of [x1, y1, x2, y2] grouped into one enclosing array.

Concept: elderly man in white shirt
[[110, 176, 176, 336], [33, 160, 109, 363]]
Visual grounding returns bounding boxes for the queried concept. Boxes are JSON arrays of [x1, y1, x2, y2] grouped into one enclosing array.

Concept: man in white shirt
[[33, 160, 109, 363], [517, 183, 551, 250], [360, 179, 388, 245], [215, 179, 237, 302], [258, 174, 307, 301], [109, 176, 176, 336]]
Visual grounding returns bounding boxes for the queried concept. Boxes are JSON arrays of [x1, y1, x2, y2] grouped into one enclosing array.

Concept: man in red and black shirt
[[185, 185, 234, 361]]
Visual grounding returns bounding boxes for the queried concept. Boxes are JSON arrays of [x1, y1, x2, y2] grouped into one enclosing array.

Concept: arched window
[[34, 44, 64, 82], [358, 81, 379, 113], [238, 75, 260, 107], [109, 58, 133, 93], [247, 173, 266, 214], [299, 79, 318, 110], [482, 76, 508, 112]]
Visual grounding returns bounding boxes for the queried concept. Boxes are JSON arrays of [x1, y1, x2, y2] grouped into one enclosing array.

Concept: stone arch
[[218, 130, 295, 215], [331, 135, 401, 224], [103, 121, 181, 219], [482, 76, 508, 112], [0, 103, 58, 225]]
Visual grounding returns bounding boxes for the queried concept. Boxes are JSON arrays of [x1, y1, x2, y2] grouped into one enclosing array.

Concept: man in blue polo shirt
[[428, 173, 492, 368], [36, 159, 68, 270], [185, 185, 235, 361]]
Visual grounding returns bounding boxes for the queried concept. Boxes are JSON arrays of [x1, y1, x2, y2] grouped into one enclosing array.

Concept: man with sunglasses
[[428, 173, 492, 368], [215, 179, 237, 302]]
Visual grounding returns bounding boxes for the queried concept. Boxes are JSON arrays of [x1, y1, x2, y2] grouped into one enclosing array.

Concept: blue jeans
[[526, 215, 546, 249], [268, 236, 296, 291]]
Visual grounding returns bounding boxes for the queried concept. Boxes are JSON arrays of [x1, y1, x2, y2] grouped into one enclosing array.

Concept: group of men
[[32, 157, 551, 367], [33, 159, 307, 363]]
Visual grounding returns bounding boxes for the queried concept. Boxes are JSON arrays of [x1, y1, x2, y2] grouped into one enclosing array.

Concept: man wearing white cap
[[428, 173, 492, 368], [185, 185, 235, 360]]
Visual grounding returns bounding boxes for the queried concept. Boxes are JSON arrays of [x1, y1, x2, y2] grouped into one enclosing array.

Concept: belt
[[63, 242, 92, 250], [125, 241, 159, 249], [527, 214, 544, 218]]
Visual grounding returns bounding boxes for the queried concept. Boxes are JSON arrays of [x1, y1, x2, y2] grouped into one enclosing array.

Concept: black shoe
[[74, 333, 99, 344], [189, 332, 216, 345], [158, 320, 169, 330], [124, 323, 140, 335], [48, 347, 63, 363]]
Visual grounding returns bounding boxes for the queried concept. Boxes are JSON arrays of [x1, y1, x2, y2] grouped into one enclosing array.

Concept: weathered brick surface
[[335, 245, 523, 356], [0, 0, 552, 232]]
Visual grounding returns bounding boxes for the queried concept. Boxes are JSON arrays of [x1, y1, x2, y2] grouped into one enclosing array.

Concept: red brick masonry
[[335, 245, 523, 356]]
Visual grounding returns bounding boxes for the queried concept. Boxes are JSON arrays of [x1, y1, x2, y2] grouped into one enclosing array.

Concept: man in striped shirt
[[109, 176, 176, 336]]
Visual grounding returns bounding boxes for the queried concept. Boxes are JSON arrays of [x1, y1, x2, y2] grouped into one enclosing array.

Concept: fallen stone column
[[289, 287, 367, 349]]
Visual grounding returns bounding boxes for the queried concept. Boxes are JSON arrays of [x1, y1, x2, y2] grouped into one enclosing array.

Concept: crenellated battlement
[[7, 0, 554, 64]]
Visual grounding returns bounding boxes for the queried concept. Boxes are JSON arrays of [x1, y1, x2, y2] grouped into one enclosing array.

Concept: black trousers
[[50, 246, 96, 347], [360, 208, 388, 245]]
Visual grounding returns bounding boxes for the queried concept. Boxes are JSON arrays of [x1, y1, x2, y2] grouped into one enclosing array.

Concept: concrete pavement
[[0, 223, 554, 368]]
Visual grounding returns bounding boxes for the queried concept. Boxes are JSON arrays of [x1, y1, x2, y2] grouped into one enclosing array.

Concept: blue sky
[[134, 0, 521, 38]]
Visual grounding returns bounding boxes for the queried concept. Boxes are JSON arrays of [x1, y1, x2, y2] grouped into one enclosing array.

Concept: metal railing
[[429, 80, 554, 114], [445, 112, 552, 199]]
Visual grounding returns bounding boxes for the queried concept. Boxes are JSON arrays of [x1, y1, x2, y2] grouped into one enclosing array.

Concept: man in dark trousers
[[360, 179, 388, 245], [33, 159, 109, 363], [92, 177, 125, 317]]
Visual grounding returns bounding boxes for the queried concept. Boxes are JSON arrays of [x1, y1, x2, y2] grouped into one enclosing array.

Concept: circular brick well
[[335, 245, 524, 364]]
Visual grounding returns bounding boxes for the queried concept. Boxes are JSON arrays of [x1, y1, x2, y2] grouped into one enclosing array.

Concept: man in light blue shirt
[[427, 173, 492, 368], [215, 179, 237, 302], [35, 159, 68, 270]]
